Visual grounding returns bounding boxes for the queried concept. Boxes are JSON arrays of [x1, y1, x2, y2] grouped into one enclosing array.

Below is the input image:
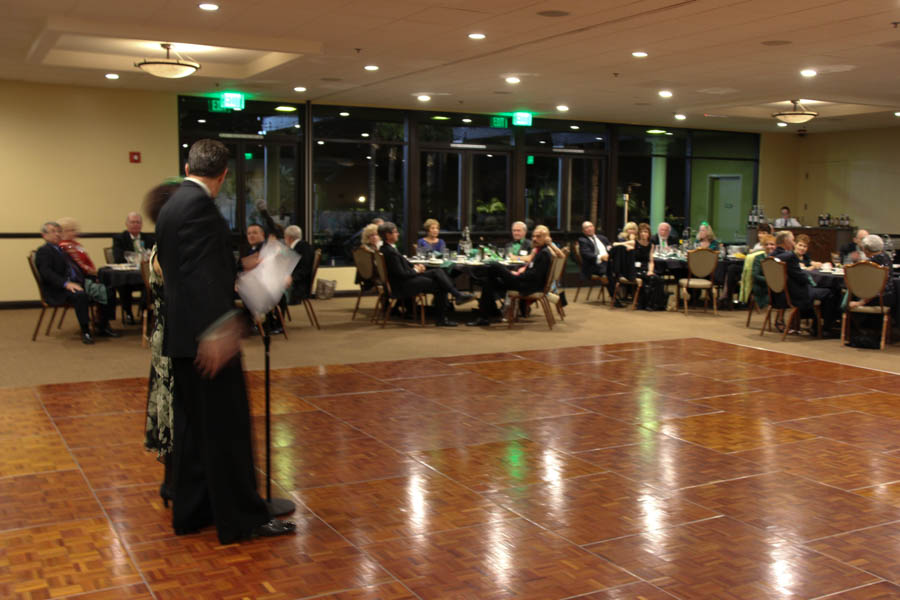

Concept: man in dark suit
[[112, 212, 155, 324], [238, 223, 284, 334], [839, 228, 868, 265], [650, 222, 678, 249], [283, 225, 314, 302], [578, 220, 615, 298], [772, 230, 837, 336], [377, 222, 473, 327], [506, 221, 532, 257], [468, 225, 554, 326], [156, 139, 294, 544], [35, 221, 118, 344]]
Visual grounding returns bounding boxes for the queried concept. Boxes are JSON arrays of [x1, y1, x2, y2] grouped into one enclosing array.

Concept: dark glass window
[[525, 119, 607, 152], [418, 113, 513, 146], [470, 153, 509, 231], [313, 105, 404, 142], [570, 157, 605, 231], [525, 156, 561, 230], [421, 151, 461, 230], [243, 144, 297, 229], [618, 126, 687, 157]]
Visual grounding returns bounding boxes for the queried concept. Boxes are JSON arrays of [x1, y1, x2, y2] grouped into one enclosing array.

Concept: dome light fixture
[[800, 68, 817, 78], [674, 113, 686, 120], [104, 73, 119, 80], [658, 89, 673, 98], [417, 94, 431, 102], [364, 65, 379, 71], [556, 104, 569, 112], [505, 76, 521, 84], [772, 99, 818, 124], [135, 43, 200, 78], [293, 86, 307, 92], [632, 51, 648, 58], [468, 33, 486, 40], [198, 3, 219, 10]]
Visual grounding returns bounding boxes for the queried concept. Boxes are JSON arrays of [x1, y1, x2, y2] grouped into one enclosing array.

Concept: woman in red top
[[57, 217, 97, 277]]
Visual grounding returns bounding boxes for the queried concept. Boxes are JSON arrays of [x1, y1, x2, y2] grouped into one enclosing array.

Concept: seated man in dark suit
[[578, 220, 615, 298], [283, 225, 314, 303], [36, 221, 119, 344], [506, 221, 532, 257], [239, 223, 283, 334], [377, 222, 473, 327], [112, 212, 155, 324], [839, 228, 868, 265], [772, 230, 837, 336], [650, 221, 678, 249], [468, 225, 554, 326]]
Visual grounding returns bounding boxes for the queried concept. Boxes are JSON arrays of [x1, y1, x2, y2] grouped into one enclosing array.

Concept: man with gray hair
[[507, 221, 531, 257], [840, 228, 869, 264], [284, 225, 315, 302], [112, 211, 155, 324], [651, 222, 677, 248]]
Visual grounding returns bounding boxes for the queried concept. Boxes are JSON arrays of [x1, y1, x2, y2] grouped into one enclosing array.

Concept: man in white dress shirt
[[577, 221, 614, 297], [774, 206, 801, 228]]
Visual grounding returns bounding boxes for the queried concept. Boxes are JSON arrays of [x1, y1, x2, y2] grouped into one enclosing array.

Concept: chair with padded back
[[842, 260, 891, 349], [760, 257, 822, 341], [678, 248, 718, 315], [553, 247, 569, 320], [571, 241, 608, 303], [300, 249, 322, 330], [351, 246, 378, 320], [373, 251, 426, 327], [507, 253, 563, 330], [28, 251, 94, 341], [103, 247, 115, 264]]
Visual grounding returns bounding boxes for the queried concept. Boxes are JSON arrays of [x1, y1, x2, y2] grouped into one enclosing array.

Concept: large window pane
[[421, 151, 461, 230], [179, 96, 303, 139], [525, 156, 561, 230], [313, 105, 404, 142], [618, 156, 687, 236], [618, 126, 687, 157], [419, 112, 513, 146], [471, 153, 508, 231], [313, 142, 404, 264], [244, 144, 297, 230], [570, 158, 605, 231], [525, 119, 607, 152]]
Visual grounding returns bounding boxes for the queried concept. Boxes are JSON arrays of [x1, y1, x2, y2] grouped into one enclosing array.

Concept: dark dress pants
[[803, 287, 837, 332], [172, 356, 269, 544], [478, 263, 535, 317], [584, 261, 616, 296], [64, 290, 92, 332], [400, 276, 448, 321], [118, 284, 143, 318]]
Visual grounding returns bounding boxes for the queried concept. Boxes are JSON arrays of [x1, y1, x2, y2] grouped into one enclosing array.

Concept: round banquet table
[[97, 265, 143, 289]]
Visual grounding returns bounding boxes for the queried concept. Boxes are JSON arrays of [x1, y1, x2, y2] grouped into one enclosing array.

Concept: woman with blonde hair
[[417, 218, 446, 253], [696, 222, 720, 250], [360, 223, 381, 252]]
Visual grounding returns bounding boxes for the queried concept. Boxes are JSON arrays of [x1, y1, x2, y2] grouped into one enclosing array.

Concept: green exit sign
[[490, 116, 508, 128], [527, 155, 535, 165], [222, 92, 245, 110], [512, 112, 533, 126], [208, 98, 229, 113]]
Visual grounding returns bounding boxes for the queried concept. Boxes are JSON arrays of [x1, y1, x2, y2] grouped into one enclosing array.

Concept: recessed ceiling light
[[357, 196, 366, 203], [486, 154, 493, 157], [275, 106, 296, 112], [339, 111, 350, 117], [294, 124, 301, 128], [431, 115, 450, 120], [293, 86, 307, 92], [632, 51, 648, 58], [570, 125, 579, 130], [539, 140, 546, 144], [417, 95, 431, 102], [197, 119, 206, 123], [646, 129, 667, 134], [105, 73, 119, 80], [658, 90, 673, 98], [777, 122, 788, 127], [198, 3, 219, 10], [556, 104, 569, 112], [364, 65, 379, 71], [182, 143, 188, 148], [800, 68, 817, 78], [595, 137, 603, 141], [665, 132, 673, 136], [674, 113, 686, 120], [366, 155, 372, 159], [468, 33, 486, 40], [361, 133, 370, 137], [505, 76, 520, 84], [895, 111, 900, 117], [461, 118, 472, 123], [317, 140, 324, 145]]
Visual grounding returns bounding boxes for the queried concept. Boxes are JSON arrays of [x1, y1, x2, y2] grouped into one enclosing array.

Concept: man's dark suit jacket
[[35, 242, 83, 305], [112, 231, 156, 263], [771, 246, 811, 307], [577, 234, 610, 278], [506, 237, 532, 255], [288, 240, 315, 301], [156, 180, 235, 359], [515, 246, 552, 294], [650, 233, 678, 247], [381, 243, 423, 296]]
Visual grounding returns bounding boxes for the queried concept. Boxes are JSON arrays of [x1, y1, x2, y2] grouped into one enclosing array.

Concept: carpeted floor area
[[4, 291, 898, 388]]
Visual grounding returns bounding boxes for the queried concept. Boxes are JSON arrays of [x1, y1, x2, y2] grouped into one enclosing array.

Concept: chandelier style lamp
[[135, 43, 200, 78], [772, 100, 818, 124]]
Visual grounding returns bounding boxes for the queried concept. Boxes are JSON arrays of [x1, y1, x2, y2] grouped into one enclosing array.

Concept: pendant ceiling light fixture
[[772, 99, 818, 124], [135, 43, 200, 78]]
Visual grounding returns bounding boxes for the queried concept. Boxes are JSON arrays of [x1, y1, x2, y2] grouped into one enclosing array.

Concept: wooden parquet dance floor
[[7, 338, 900, 599]]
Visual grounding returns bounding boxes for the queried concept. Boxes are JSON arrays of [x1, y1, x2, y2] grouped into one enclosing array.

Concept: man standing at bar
[[156, 139, 294, 544]]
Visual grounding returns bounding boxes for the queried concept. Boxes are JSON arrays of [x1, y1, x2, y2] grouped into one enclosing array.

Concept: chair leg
[[610, 282, 620, 310], [507, 297, 518, 328], [682, 287, 688, 315], [303, 299, 321, 330], [841, 313, 849, 345], [46, 306, 59, 335], [32, 306, 47, 341], [882, 314, 890, 350], [585, 284, 593, 303], [782, 308, 798, 341], [381, 299, 396, 328], [418, 294, 426, 326], [352, 289, 363, 320], [631, 282, 641, 309], [141, 308, 149, 348], [712, 289, 718, 316], [57, 306, 68, 330], [255, 319, 265, 337], [761, 306, 772, 336], [541, 297, 554, 330], [814, 306, 822, 339], [574, 283, 581, 303], [275, 305, 289, 339], [283, 303, 292, 321], [745, 298, 756, 328], [556, 299, 565, 320]]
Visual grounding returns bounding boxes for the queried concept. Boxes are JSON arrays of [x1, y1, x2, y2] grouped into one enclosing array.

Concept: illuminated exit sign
[[512, 112, 533, 126], [222, 92, 245, 110], [490, 116, 508, 128]]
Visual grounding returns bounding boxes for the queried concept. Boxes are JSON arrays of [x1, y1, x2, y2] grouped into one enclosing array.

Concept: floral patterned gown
[[144, 245, 174, 458]]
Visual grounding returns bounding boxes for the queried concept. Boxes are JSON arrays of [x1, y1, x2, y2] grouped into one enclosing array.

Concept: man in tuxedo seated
[[578, 220, 615, 298], [112, 212, 154, 324], [468, 225, 554, 326], [283, 225, 314, 303], [651, 221, 678, 249], [839, 228, 868, 265], [377, 222, 473, 327], [239, 223, 283, 334], [35, 221, 119, 344], [772, 230, 838, 336]]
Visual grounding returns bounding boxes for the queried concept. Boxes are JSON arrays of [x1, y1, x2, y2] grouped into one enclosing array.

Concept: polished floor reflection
[[5, 338, 900, 598]]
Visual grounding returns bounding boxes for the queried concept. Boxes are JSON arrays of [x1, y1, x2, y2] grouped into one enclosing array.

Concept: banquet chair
[[760, 257, 822, 341], [571, 241, 608, 303], [351, 246, 378, 320], [103, 247, 115, 264], [28, 251, 94, 341], [611, 276, 642, 310], [300, 249, 322, 330], [507, 253, 564, 330], [678, 248, 718, 315], [842, 261, 891, 350], [552, 247, 569, 320], [373, 251, 426, 327], [139, 259, 153, 348]]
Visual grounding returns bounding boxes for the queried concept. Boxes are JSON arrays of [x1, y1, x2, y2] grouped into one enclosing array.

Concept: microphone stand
[[262, 329, 294, 517]]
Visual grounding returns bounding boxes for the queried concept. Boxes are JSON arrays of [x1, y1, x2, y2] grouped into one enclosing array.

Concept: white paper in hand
[[236, 240, 300, 317]]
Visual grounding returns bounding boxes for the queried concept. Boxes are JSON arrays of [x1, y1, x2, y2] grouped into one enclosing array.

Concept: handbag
[[314, 279, 336, 299]]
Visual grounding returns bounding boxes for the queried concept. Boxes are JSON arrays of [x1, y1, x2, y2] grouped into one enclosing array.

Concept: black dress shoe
[[436, 319, 458, 327], [250, 518, 296, 538], [159, 484, 174, 508], [95, 326, 121, 338], [124, 313, 135, 325], [268, 326, 284, 335], [466, 318, 492, 327], [454, 292, 476, 306], [81, 332, 94, 345]]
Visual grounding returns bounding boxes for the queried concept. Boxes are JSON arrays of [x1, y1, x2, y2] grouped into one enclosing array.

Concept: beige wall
[[0, 80, 178, 302], [758, 127, 900, 233]]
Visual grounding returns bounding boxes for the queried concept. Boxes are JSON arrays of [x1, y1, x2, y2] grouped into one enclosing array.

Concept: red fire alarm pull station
[[129, 152, 141, 163]]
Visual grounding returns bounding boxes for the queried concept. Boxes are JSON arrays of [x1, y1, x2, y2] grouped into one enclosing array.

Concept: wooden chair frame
[[760, 257, 822, 341], [507, 253, 564, 330], [301, 249, 323, 330], [841, 260, 891, 350], [571, 241, 608, 303], [351, 246, 378, 320], [373, 251, 426, 327], [28, 251, 94, 341], [678, 248, 718, 316]]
